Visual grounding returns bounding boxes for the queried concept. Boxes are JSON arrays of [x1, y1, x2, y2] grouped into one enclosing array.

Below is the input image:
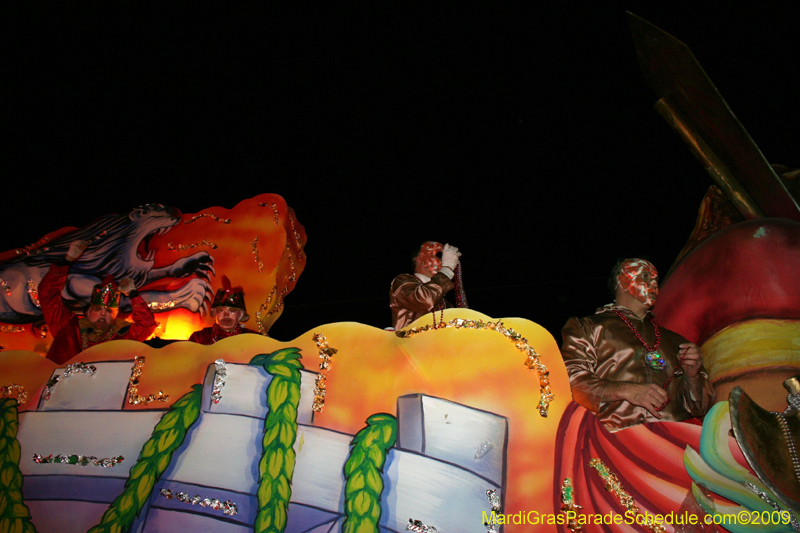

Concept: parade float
[[1, 15, 799, 533]]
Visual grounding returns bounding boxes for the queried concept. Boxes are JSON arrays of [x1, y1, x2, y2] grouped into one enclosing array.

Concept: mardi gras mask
[[415, 241, 443, 276], [617, 258, 659, 307]]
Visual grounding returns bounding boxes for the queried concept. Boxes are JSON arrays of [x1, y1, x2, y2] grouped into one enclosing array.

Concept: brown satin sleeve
[[390, 273, 454, 329], [560, 316, 613, 413]]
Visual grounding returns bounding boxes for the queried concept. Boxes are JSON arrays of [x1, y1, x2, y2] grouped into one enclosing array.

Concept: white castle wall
[[17, 357, 507, 533]]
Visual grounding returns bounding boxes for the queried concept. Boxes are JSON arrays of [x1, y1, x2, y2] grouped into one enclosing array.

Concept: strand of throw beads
[[772, 393, 800, 483]]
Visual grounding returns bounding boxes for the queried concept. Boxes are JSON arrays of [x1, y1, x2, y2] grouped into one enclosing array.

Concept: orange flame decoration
[[0, 194, 306, 352]]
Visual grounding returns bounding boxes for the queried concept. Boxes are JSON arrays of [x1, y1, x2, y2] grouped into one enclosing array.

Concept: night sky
[[4, 4, 798, 342]]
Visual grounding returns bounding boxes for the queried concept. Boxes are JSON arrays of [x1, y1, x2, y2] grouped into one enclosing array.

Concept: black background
[[4, 3, 798, 341]]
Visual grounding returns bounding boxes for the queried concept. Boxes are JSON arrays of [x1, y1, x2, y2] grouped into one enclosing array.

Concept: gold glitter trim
[[286, 249, 297, 283], [26, 279, 41, 308], [127, 356, 170, 405], [183, 213, 231, 224], [258, 202, 280, 225], [167, 240, 218, 251], [0, 325, 25, 333], [559, 478, 583, 532], [1, 384, 28, 405], [251, 236, 265, 273], [589, 458, 666, 533], [312, 333, 338, 412], [147, 300, 177, 311], [288, 212, 304, 260], [396, 318, 554, 417]]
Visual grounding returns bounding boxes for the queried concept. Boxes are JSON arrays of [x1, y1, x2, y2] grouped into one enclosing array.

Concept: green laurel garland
[[0, 398, 37, 533], [87, 384, 202, 533], [249, 348, 303, 533], [342, 413, 398, 533]]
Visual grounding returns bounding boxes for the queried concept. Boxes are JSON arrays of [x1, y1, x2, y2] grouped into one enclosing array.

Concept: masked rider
[[560, 258, 715, 431], [390, 241, 461, 330], [39, 239, 157, 364]]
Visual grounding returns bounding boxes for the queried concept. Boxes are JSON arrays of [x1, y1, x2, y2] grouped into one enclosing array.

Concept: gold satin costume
[[390, 273, 454, 330], [561, 305, 715, 431]]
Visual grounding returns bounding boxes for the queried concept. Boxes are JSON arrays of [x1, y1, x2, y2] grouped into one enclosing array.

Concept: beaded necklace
[[612, 308, 684, 411], [612, 309, 664, 369]]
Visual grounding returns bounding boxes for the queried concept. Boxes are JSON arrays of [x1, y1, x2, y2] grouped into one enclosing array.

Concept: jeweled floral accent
[[560, 478, 583, 532], [160, 488, 238, 515], [166, 240, 218, 251], [211, 359, 227, 404], [26, 279, 41, 308], [397, 318, 554, 417], [590, 458, 665, 533], [251, 236, 265, 273], [258, 202, 280, 225], [33, 454, 123, 467], [0, 384, 28, 405], [0, 278, 11, 296], [312, 333, 338, 413], [147, 300, 177, 311], [127, 356, 169, 405], [182, 213, 230, 224]]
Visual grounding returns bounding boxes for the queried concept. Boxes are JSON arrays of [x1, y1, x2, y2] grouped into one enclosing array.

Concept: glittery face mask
[[415, 241, 443, 276], [617, 259, 659, 307]]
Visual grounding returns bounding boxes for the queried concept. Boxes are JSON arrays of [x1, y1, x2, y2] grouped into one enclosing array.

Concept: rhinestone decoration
[[251, 236, 265, 273], [211, 359, 227, 404], [743, 482, 799, 532], [773, 411, 800, 483], [127, 356, 169, 405], [160, 489, 238, 515], [397, 318, 554, 417], [167, 240, 218, 251], [147, 300, 177, 311], [560, 477, 583, 532], [312, 333, 338, 412], [26, 279, 41, 308], [258, 202, 281, 225], [0, 384, 28, 405], [183, 213, 230, 224], [33, 454, 123, 467], [474, 440, 494, 460], [63, 362, 97, 378], [407, 519, 439, 532], [644, 350, 667, 371], [590, 458, 665, 533]]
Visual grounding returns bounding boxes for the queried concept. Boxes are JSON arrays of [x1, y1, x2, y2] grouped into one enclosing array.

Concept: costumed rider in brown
[[560, 258, 715, 431], [188, 276, 258, 345], [390, 241, 467, 330], [40, 239, 157, 365]]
